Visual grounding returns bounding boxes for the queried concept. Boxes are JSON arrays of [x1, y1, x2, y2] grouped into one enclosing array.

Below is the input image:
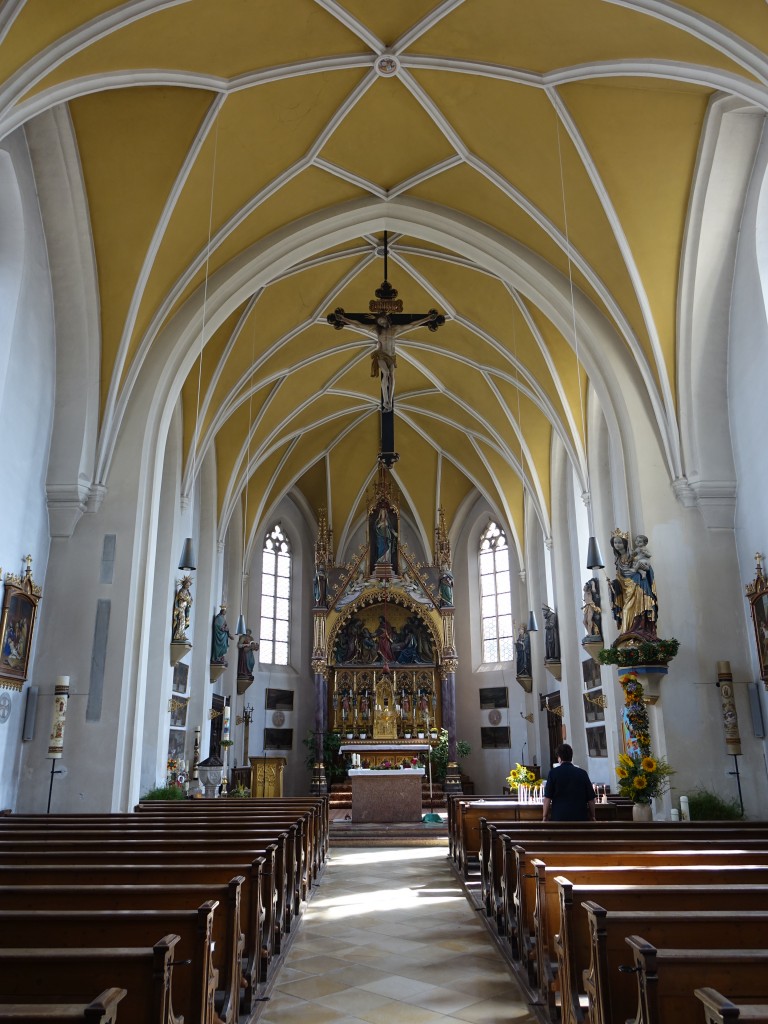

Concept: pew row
[[626, 937, 768, 1024], [0, 987, 126, 1023], [695, 987, 768, 1024], [0, 936, 181, 1024]]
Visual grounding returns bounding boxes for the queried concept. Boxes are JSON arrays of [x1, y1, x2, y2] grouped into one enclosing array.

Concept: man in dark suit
[[542, 743, 596, 822]]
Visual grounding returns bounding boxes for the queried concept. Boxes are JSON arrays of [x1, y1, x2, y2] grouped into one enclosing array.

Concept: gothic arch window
[[479, 521, 513, 663], [260, 523, 291, 665]]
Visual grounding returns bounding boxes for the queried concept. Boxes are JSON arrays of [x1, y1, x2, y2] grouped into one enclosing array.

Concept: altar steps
[[329, 819, 448, 846]]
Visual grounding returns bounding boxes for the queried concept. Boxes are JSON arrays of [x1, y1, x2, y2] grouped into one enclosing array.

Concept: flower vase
[[632, 801, 653, 822]]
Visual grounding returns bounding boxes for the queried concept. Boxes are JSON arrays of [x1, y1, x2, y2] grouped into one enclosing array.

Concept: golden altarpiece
[[310, 467, 460, 790]]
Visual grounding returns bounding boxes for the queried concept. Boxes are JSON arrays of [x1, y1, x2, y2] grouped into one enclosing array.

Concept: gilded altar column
[[311, 610, 328, 795]]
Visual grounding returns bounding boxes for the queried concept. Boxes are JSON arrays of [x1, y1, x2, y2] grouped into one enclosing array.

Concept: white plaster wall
[[0, 129, 54, 811]]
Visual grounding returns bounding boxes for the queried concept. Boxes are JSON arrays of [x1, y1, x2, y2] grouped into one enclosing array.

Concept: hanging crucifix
[[327, 232, 445, 467]]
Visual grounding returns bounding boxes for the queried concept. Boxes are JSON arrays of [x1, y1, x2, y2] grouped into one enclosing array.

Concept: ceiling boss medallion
[[327, 233, 445, 467], [375, 54, 400, 77]]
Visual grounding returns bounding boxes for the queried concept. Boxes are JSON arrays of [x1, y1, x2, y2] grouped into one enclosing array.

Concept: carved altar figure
[[373, 672, 398, 740], [608, 528, 658, 638]]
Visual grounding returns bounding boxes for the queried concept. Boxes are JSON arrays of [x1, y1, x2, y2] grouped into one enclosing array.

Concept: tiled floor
[[260, 846, 541, 1024]]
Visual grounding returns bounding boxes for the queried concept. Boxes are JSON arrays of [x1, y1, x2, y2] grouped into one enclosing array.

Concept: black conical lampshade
[[235, 613, 247, 636], [586, 536, 604, 570], [527, 610, 538, 632], [178, 537, 196, 571]]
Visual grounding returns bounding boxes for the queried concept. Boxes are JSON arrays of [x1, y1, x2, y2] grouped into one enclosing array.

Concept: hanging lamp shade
[[178, 537, 197, 571], [586, 536, 604, 570], [527, 610, 538, 632], [235, 613, 247, 636]]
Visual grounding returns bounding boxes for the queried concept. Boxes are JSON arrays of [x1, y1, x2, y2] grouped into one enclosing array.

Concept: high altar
[[309, 466, 461, 799]]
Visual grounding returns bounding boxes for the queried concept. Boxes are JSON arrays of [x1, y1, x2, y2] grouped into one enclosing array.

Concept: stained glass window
[[259, 524, 291, 665]]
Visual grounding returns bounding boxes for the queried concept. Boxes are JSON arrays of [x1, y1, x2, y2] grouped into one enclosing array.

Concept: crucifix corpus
[[327, 233, 445, 466]]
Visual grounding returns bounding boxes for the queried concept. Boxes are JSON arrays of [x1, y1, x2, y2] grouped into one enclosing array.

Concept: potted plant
[[429, 728, 471, 784]]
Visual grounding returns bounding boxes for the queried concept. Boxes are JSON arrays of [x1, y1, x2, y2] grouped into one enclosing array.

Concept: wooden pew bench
[[531, 861, 768, 1017], [0, 879, 243, 1022], [695, 987, 768, 1024], [626, 937, 768, 1024], [0, 907, 216, 1024], [577, 902, 768, 1024], [0, 857, 270, 1003], [0, 832, 296, 942], [0, 936, 180, 1024], [0, 987, 126, 1023]]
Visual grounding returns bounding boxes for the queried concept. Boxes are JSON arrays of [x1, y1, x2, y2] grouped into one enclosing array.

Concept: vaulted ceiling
[[3, 0, 766, 560]]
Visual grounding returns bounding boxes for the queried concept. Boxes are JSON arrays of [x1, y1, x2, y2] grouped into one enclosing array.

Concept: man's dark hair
[[556, 743, 573, 762]]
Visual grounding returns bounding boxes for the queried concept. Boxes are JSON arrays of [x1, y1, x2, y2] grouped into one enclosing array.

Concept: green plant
[[429, 728, 471, 784], [230, 783, 251, 798], [303, 729, 347, 784], [688, 788, 743, 821], [141, 785, 187, 801], [599, 637, 679, 667]]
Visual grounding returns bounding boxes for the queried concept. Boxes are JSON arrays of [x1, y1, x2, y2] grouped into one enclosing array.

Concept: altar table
[[348, 768, 425, 823]]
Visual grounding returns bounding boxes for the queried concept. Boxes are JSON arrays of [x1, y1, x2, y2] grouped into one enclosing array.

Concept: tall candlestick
[[48, 676, 70, 758]]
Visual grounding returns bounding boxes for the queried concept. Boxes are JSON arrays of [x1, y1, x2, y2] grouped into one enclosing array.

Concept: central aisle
[[260, 846, 540, 1024]]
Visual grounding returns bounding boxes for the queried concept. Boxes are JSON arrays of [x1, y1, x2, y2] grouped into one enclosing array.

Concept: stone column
[[310, 607, 328, 794]]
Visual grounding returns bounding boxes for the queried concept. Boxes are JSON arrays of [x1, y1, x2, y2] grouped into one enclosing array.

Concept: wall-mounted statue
[[608, 529, 658, 639], [237, 629, 259, 681], [172, 576, 193, 643], [542, 606, 560, 661], [515, 625, 532, 678], [582, 579, 602, 638], [370, 503, 399, 572], [211, 604, 233, 665], [439, 563, 454, 608]]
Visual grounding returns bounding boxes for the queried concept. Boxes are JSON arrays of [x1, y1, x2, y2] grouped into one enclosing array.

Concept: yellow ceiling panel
[[403, 395, 495, 441], [407, 164, 617, 333], [414, 0, 751, 77], [320, 77, 456, 191], [406, 414, 501, 508], [240, 443, 289, 534], [0, 0, 120, 83], [392, 426, 439, 541], [69, 85, 214, 413], [341, 0, 447, 49], [129, 167, 365, 383], [410, 71, 655, 365], [295, 458, 329, 518], [180, 304, 246, 462], [328, 418, 382, 534], [524, 302, 586, 448], [437, 457, 476, 535], [560, 78, 712, 399], [474, 442, 528, 545], [25, 0, 363, 99], [516, 392, 552, 514], [214, 395, 254, 508]]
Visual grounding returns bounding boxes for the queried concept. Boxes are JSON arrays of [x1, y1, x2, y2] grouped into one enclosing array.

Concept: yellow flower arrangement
[[615, 751, 674, 804], [507, 762, 538, 790]]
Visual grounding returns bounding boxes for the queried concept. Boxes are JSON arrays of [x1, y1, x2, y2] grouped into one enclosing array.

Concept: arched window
[[259, 523, 291, 665], [479, 521, 513, 663]]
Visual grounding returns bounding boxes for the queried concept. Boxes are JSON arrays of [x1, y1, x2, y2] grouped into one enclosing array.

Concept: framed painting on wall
[[480, 726, 510, 749], [0, 560, 42, 692], [479, 686, 508, 710]]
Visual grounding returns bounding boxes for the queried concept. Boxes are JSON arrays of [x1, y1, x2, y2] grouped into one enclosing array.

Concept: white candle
[[680, 795, 690, 821], [222, 705, 231, 741], [48, 676, 70, 759]]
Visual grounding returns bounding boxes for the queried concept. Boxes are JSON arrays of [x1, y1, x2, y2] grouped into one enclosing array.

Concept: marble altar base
[[348, 769, 425, 823]]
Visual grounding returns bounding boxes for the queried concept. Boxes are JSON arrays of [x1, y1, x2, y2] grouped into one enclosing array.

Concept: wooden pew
[[0, 832, 295, 943], [0, 987, 126, 1023], [0, 857, 270, 1003], [695, 987, 768, 1024], [0, 906, 216, 1024], [580, 904, 768, 1024], [0, 936, 180, 1024], [489, 826, 768, 944], [531, 861, 768, 1017], [0, 879, 243, 1023], [626, 936, 768, 1024]]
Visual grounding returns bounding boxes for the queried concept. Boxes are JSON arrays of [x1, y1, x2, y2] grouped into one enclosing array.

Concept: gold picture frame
[[0, 558, 42, 692]]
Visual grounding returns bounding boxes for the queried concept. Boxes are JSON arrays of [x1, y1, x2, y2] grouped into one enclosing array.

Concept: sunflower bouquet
[[506, 762, 538, 790], [616, 751, 674, 804]]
